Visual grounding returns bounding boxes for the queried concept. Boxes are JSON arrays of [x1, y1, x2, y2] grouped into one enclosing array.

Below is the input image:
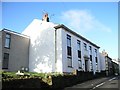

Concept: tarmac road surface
[[63, 76, 120, 90]]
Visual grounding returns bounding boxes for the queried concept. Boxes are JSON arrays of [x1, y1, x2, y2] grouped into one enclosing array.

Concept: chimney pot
[[42, 13, 49, 22]]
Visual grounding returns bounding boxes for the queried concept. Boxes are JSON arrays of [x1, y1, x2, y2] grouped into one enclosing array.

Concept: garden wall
[[51, 71, 106, 89]]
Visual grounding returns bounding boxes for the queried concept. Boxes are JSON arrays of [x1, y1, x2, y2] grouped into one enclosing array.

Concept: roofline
[[106, 55, 112, 60], [54, 24, 100, 48], [112, 60, 119, 65], [1, 28, 30, 38]]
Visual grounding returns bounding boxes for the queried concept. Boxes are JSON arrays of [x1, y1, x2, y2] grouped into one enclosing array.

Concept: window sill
[[78, 67, 82, 69], [4, 47, 10, 49], [2, 68, 8, 69], [68, 66, 73, 68]]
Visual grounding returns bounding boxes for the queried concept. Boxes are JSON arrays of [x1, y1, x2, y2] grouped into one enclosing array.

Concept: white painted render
[[99, 53, 106, 71], [23, 19, 101, 74], [61, 29, 100, 74], [55, 28, 63, 72], [22, 19, 57, 73]]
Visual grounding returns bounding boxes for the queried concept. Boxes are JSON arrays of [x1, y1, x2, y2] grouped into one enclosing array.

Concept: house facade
[[22, 19, 101, 74], [54, 25, 101, 74], [1, 29, 30, 71], [99, 52, 106, 72], [112, 60, 119, 75], [1, 17, 117, 75], [99, 50, 119, 76]]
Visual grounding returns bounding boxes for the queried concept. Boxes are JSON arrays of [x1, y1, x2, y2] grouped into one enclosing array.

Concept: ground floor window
[[90, 61, 93, 71], [78, 59, 82, 69], [90, 55, 93, 71], [96, 63, 98, 72], [2, 53, 9, 69], [95, 57, 98, 72], [67, 57, 72, 67]]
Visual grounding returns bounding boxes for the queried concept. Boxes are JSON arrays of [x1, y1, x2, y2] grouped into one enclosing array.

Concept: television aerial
[[41, 10, 55, 21]]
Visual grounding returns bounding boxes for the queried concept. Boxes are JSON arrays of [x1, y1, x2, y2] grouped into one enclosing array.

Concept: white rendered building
[[22, 18, 101, 74], [99, 52, 106, 72]]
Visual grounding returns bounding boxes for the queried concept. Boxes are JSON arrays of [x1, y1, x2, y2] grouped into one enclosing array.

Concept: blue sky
[[2, 2, 118, 59]]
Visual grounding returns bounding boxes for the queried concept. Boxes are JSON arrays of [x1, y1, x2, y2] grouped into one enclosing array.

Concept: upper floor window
[[84, 43, 87, 50], [95, 49, 97, 56], [95, 57, 98, 63], [89, 46, 92, 54], [67, 34, 72, 56], [67, 34, 72, 67], [77, 40, 81, 51], [77, 40, 81, 58], [90, 55, 92, 61], [67, 34, 71, 47], [90, 55, 93, 71], [4, 33, 11, 48]]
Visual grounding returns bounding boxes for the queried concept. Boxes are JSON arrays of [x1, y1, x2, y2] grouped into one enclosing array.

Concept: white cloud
[[60, 10, 111, 33]]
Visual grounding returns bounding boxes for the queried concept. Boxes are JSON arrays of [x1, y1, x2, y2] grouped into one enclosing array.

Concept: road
[[64, 76, 120, 90]]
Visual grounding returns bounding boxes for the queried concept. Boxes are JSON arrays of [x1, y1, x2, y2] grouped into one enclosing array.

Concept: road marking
[[95, 82, 105, 87], [92, 82, 105, 89], [91, 77, 116, 90], [108, 77, 116, 82]]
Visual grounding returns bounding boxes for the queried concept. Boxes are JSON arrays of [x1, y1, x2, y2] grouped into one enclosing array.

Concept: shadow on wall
[[29, 27, 55, 73]]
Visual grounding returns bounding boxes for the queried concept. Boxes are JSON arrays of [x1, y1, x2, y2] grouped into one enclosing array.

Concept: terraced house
[[1, 14, 117, 75]]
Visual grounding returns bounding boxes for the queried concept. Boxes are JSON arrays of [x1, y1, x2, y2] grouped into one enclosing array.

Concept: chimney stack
[[42, 13, 49, 22], [102, 49, 108, 56]]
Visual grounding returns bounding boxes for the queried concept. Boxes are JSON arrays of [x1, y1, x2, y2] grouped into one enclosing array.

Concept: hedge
[[2, 71, 106, 89], [2, 71, 63, 88]]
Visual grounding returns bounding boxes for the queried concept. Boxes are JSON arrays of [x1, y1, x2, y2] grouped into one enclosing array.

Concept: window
[[95, 49, 98, 71], [95, 57, 98, 72], [89, 46, 92, 54], [78, 51, 81, 58], [67, 34, 72, 56], [78, 59, 82, 69], [67, 34, 72, 67], [96, 65, 98, 72], [90, 55, 92, 61], [77, 40, 82, 69], [95, 49, 97, 56], [95, 57, 98, 63], [2, 53, 9, 69], [67, 47, 71, 56], [84, 43, 87, 50], [90, 55, 93, 71], [67, 57, 72, 67], [4, 33, 11, 48], [77, 40, 81, 50], [67, 34, 71, 47], [77, 40, 81, 58]]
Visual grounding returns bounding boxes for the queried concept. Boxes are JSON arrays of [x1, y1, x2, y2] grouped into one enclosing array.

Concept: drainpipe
[[55, 29, 57, 72]]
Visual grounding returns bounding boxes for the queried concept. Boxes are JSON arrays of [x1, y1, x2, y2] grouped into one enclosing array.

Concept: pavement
[[63, 76, 120, 90]]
